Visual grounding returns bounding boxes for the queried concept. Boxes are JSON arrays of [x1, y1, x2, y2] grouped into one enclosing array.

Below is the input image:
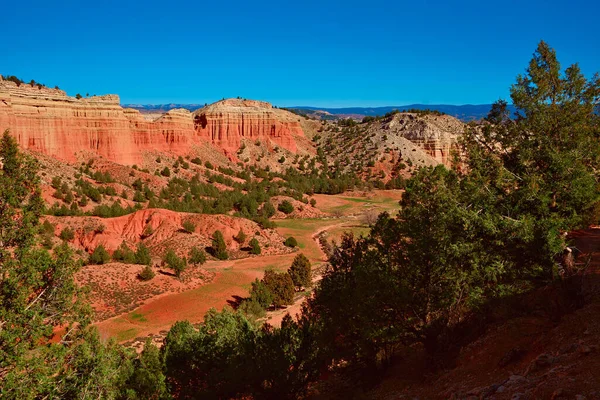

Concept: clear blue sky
[[2, 0, 598, 107]]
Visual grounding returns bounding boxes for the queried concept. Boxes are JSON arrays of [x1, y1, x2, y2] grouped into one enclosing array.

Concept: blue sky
[[2, 0, 598, 107]]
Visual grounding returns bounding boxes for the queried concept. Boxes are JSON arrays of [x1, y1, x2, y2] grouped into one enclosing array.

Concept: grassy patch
[[129, 311, 148, 322], [116, 328, 139, 342]]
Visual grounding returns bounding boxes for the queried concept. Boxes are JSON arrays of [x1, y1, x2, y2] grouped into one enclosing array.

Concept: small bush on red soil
[[112, 241, 136, 264], [138, 265, 155, 281], [249, 238, 261, 255], [164, 249, 187, 278], [284, 237, 298, 248], [89, 244, 110, 265], [135, 243, 152, 266], [262, 270, 294, 307], [211, 230, 228, 260], [182, 220, 196, 233], [234, 229, 247, 244], [189, 246, 206, 265], [278, 200, 294, 215], [59, 227, 74, 241]]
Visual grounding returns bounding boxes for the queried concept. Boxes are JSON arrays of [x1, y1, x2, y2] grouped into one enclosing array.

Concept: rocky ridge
[[0, 78, 308, 165]]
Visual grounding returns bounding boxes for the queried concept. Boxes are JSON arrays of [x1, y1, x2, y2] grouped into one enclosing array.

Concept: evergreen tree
[[211, 230, 228, 260], [124, 339, 167, 399], [89, 244, 110, 265], [164, 250, 187, 278], [135, 243, 152, 266], [288, 253, 312, 289], [189, 246, 207, 265], [249, 238, 261, 255], [249, 278, 273, 308], [262, 270, 295, 307]]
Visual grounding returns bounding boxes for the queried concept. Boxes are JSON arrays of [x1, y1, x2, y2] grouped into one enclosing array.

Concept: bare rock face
[[0, 78, 305, 163], [382, 113, 463, 166], [193, 99, 305, 154]]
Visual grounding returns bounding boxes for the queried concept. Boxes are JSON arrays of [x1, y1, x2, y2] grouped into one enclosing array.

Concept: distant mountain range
[[290, 104, 518, 122], [122, 104, 206, 113], [123, 103, 518, 122]]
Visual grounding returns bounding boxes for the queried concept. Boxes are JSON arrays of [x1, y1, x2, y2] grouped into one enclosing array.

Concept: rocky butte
[[192, 99, 304, 154]]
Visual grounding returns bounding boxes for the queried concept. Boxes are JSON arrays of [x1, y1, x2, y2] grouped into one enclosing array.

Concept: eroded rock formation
[[193, 99, 304, 153], [382, 113, 463, 166], [0, 78, 306, 163]]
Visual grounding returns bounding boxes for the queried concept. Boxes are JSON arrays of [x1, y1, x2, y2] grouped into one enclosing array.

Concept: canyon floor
[[91, 190, 403, 345]]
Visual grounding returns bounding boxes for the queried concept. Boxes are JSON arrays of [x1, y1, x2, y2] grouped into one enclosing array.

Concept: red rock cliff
[[0, 78, 306, 163], [193, 99, 304, 153]]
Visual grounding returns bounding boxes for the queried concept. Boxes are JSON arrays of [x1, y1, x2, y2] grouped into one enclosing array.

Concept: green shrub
[[161, 167, 171, 177], [189, 246, 206, 265], [89, 244, 110, 265], [239, 298, 265, 319], [133, 191, 146, 202], [59, 227, 75, 241], [278, 200, 294, 215], [164, 249, 187, 277], [41, 234, 54, 249], [249, 278, 272, 308], [262, 270, 294, 307], [142, 225, 154, 238], [112, 241, 136, 263], [284, 237, 298, 248], [135, 243, 152, 266], [40, 220, 55, 235], [211, 230, 228, 260], [288, 253, 312, 289], [260, 202, 276, 218], [182, 220, 196, 233], [138, 265, 155, 281], [234, 229, 247, 244], [249, 238, 261, 255]]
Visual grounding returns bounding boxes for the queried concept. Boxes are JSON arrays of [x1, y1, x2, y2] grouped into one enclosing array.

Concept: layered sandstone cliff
[[193, 99, 304, 153], [0, 78, 306, 164]]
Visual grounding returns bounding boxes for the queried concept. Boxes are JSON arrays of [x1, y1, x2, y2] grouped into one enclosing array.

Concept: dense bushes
[[112, 241, 136, 263], [162, 309, 320, 399]]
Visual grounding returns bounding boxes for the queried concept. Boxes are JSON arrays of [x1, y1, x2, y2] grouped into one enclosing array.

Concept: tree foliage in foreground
[[162, 308, 320, 399], [305, 41, 600, 368]]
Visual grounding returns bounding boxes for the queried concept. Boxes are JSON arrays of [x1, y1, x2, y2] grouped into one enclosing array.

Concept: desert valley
[[2, 0, 600, 394]]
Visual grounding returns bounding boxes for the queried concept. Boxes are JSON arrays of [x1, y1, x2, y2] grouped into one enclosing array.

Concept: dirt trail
[[95, 218, 354, 342]]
